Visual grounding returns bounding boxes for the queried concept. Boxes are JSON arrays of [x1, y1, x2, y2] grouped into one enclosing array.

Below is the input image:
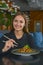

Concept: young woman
[[0, 12, 35, 54]]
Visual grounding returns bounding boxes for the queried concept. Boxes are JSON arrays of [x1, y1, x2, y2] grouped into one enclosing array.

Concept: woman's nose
[[17, 21, 20, 25]]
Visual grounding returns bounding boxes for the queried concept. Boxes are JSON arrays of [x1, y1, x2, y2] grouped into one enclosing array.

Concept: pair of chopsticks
[[2, 35, 18, 47]]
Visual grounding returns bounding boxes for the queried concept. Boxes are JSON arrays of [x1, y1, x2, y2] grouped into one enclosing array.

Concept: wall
[[29, 10, 43, 33]]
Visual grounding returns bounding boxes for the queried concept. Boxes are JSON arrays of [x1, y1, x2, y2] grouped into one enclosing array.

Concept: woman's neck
[[14, 30, 24, 39]]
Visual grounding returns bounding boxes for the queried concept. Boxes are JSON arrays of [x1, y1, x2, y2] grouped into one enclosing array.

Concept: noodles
[[17, 45, 34, 53]]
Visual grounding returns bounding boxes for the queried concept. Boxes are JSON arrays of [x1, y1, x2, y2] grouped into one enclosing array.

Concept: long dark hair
[[11, 12, 29, 33]]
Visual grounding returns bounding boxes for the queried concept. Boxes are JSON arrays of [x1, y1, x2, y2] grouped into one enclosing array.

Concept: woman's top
[[0, 31, 35, 54]]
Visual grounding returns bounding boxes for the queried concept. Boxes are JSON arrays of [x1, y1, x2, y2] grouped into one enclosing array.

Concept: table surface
[[0, 51, 43, 65]]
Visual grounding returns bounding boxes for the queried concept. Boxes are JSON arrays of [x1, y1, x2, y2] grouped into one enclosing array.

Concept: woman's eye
[[14, 20, 18, 22], [20, 21, 23, 23]]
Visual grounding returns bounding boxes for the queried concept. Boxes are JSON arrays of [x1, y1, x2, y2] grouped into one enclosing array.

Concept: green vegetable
[[24, 45, 30, 48]]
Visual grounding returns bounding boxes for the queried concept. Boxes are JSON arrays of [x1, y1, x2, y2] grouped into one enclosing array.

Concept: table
[[0, 51, 43, 65]]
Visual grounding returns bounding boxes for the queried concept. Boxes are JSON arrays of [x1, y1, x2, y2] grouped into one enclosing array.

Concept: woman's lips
[[15, 25, 22, 28]]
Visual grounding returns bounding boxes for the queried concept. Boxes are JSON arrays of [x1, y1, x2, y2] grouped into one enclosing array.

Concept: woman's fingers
[[2, 43, 11, 52], [6, 39, 18, 48], [10, 42, 17, 48], [2, 39, 18, 52], [9, 39, 18, 44], [9, 39, 18, 47]]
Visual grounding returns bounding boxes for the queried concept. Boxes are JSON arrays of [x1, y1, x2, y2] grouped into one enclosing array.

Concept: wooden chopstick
[[3, 35, 18, 44]]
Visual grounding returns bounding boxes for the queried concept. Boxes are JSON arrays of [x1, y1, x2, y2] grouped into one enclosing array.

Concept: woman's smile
[[14, 24, 22, 28], [14, 24, 23, 31]]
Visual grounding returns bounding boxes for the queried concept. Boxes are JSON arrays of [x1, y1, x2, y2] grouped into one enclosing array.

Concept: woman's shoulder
[[25, 32, 34, 39], [0, 30, 14, 42], [4, 30, 14, 37], [25, 32, 33, 37]]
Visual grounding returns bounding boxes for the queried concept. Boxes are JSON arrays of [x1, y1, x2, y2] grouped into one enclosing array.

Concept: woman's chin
[[15, 29, 22, 31]]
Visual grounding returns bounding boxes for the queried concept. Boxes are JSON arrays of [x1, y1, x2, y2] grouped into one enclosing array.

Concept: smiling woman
[[0, 12, 35, 55]]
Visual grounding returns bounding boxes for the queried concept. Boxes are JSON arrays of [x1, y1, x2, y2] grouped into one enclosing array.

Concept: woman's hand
[[2, 39, 17, 52]]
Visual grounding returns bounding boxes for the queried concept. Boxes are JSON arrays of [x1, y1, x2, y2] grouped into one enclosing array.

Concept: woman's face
[[13, 15, 25, 31]]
